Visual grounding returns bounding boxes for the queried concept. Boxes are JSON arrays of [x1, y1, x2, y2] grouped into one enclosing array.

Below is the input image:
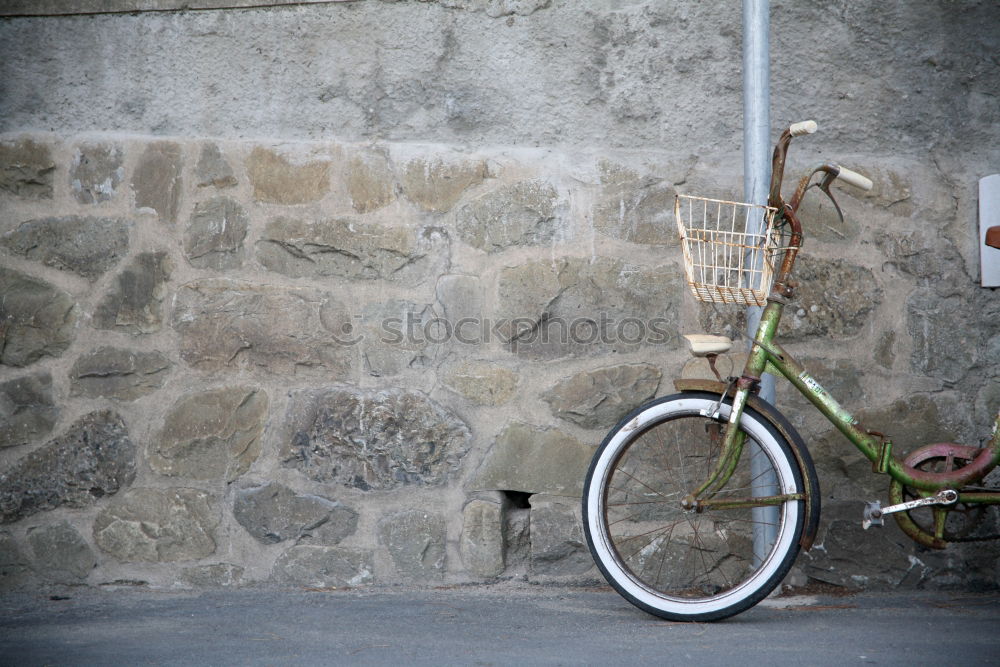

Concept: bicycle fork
[[681, 379, 795, 512]]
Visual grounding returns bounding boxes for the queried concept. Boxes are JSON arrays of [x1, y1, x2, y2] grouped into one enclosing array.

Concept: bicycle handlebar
[[774, 121, 876, 213], [768, 121, 876, 299], [833, 165, 873, 191], [788, 120, 817, 137]]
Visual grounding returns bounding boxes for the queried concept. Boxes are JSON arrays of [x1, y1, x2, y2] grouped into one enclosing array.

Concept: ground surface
[[1, 584, 998, 665]]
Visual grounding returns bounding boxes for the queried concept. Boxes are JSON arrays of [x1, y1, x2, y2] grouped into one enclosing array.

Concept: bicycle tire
[[583, 391, 806, 621]]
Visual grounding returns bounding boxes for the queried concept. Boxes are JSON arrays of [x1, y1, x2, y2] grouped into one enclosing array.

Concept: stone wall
[[1, 0, 998, 592]]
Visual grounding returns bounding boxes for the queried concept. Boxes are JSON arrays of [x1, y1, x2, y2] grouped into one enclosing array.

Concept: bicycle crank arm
[[862, 489, 958, 529]]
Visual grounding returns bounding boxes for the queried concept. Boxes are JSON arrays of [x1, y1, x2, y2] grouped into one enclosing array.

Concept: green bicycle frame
[[690, 125, 1000, 513], [689, 261, 1000, 514], [744, 298, 1000, 495]]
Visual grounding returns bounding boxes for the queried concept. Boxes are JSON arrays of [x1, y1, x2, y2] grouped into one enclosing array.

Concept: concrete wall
[[1, 0, 998, 592]]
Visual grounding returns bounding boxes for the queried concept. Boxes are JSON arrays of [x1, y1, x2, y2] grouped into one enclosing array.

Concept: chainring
[[889, 442, 998, 548]]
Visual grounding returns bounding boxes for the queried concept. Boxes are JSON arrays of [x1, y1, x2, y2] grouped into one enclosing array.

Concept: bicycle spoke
[[652, 519, 680, 586], [613, 466, 673, 501], [617, 522, 680, 563], [608, 507, 681, 528]]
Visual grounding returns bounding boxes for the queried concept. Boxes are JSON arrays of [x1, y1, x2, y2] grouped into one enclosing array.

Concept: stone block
[[541, 363, 661, 429], [0, 371, 58, 448], [195, 143, 237, 189], [181, 563, 244, 588], [495, 257, 680, 359], [92, 252, 173, 335], [0, 138, 54, 199], [149, 386, 268, 482], [874, 331, 896, 370], [0, 410, 135, 524], [975, 384, 1000, 438], [1, 216, 130, 280], [27, 521, 96, 582], [802, 501, 916, 589], [435, 274, 482, 323], [460, 498, 505, 578], [280, 387, 471, 491], [246, 146, 330, 204], [93, 487, 219, 562], [471, 422, 592, 496], [876, 232, 965, 282], [777, 255, 881, 341], [133, 141, 183, 224], [0, 531, 32, 590], [694, 301, 748, 343], [400, 157, 487, 212], [442, 360, 518, 406], [907, 539, 1000, 591], [184, 197, 249, 269], [233, 482, 357, 545], [907, 286, 1000, 385], [171, 279, 354, 376], [453, 179, 559, 252], [257, 217, 449, 284], [347, 150, 395, 213], [360, 300, 440, 377], [503, 505, 530, 569], [70, 142, 124, 204], [378, 510, 446, 581], [528, 495, 591, 576], [592, 160, 674, 245], [0, 267, 77, 367], [69, 347, 171, 401], [272, 545, 374, 588]]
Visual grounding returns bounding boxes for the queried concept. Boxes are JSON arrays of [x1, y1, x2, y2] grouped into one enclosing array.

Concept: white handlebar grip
[[836, 166, 874, 191], [789, 120, 818, 137]]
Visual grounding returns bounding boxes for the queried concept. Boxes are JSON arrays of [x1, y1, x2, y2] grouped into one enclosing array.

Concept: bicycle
[[582, 120, 1000, 622]]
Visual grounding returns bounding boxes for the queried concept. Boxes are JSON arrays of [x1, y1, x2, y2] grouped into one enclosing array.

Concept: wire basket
[[674, 194, 780, 306]]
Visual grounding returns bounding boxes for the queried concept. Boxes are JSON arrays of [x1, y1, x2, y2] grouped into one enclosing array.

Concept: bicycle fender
[[674, 379, 821, 550]]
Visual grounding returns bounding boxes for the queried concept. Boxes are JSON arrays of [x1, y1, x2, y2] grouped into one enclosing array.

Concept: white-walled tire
[[583, 392, 805, 621]]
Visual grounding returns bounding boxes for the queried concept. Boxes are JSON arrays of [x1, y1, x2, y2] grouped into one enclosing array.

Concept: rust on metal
[[868, 431, 893, 474], [902, 442, 981, 468], [694, 493, 805, 511]]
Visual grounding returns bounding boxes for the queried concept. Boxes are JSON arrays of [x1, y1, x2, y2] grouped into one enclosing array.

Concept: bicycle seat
[[682, 334, 733, 357]]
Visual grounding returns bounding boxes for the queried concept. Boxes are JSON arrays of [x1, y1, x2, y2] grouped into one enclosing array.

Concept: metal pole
[[743, 0, 778, 566], [743, 0, 773, 402]]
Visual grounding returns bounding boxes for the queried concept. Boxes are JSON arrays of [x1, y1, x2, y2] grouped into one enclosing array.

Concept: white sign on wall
[[981, 174, 1000, 287]]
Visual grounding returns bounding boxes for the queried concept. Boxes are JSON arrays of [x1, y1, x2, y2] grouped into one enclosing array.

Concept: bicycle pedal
[[863, 489, 958, 530], [862, 501, 883, 530]]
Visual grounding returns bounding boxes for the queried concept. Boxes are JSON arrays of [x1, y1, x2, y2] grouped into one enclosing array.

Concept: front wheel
[[583, 392, 806, 621]]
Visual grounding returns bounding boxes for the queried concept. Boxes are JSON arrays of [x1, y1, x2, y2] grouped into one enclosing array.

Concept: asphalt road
[[1, 584, 997, 666]]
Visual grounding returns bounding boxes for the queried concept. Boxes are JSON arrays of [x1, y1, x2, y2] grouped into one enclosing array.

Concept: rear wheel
[[583, 392, 806, 621]]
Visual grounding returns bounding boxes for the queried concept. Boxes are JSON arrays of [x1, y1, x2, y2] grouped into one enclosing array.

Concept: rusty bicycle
[[582, 120, 1000, 621]]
